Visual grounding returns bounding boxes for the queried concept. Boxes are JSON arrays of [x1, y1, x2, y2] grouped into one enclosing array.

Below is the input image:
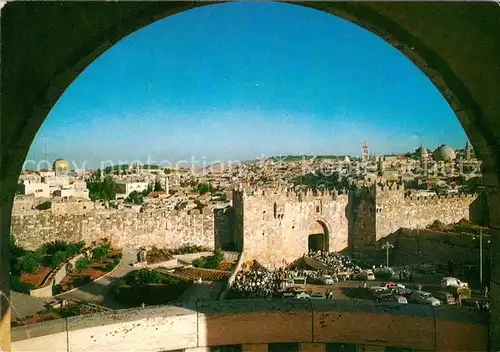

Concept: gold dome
[[52, 158, 69, 174]]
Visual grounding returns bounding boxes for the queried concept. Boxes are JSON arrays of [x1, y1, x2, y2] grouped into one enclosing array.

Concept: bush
[[51, 250, 67, 269], [92, 243, 109, 261], [52, 284, 63, 295], [105, 262, 115, 272], [18, 251, 41, 273], [10, 276, 34, 294], [113, 256, 120, 266], [126, 269, 166, 287], [192, 248, 224, 269], [75, 257, 91, 273]]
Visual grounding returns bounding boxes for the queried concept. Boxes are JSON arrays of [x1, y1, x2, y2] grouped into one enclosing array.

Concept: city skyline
[[26, 2, 468, 168]]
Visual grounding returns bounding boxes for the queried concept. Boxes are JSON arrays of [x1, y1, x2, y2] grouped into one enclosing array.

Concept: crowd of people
[[229, 251, 361, 298], [307, 250, 360, 278], [230, 267, 291, 298]]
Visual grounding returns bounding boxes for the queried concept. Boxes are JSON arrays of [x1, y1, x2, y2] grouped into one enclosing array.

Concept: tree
[[125, 190, 143, 204], [51, 250, 67, 268], [154, 180, 163, 192], [92, 245, 109, 261], [75, 257, 91, 273], [86, 176, 116, 201], [19, 252, 41, 273]]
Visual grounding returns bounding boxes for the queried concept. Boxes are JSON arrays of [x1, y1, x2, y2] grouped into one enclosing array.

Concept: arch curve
[[3, 2, 500, 350]]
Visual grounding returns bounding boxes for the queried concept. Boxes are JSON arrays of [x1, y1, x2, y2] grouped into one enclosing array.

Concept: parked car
[[381, 281, 406, 289], [374, 267, 395, 279], [409, 291, 441, 306], [376, 295, 408, 304], [295, 292, 311, 299], [357, 270, 376, 281], [321, 275, 334, 285], [391, 287, 412, 297], [369, 285, 390, 293], [434, 291, 456, 305], [441, 277, 468, 288]]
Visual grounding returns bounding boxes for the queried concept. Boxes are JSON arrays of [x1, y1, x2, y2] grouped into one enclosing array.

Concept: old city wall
[[374, 183, 477, 241], [238, 188, 349, 268], [214, 206, 234, 250], [390, 229, 490, 266], [347, 187, 377, 250], [11, 207, 215, 251]]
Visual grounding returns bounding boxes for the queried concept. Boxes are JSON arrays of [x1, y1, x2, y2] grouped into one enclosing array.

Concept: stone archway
[[308, 221, 330, 252], [2, 2, 500, 350]]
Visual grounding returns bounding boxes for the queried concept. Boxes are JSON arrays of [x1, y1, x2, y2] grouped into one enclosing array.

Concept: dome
[[52, 158, 69, 174], [343, 156, 351, 163], [415, 144, 429, 157], [433, 145, 456, 161]]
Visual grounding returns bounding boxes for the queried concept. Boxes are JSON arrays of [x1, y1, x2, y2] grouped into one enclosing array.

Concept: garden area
[[112, 268, 190, 308], [9, 237, 87, 293], [192, 247, 225, 270], [9, 236, 122, 295], [12, 301, 104, 327], [57, 241, 123, 294], [146, 243, 212, 264]]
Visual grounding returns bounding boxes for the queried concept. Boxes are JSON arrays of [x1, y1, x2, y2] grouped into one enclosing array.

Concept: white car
[[321, 276, 334, 285], [369, 286, 390, 293], [410, 291, 441, 306], [295, 292, 311, 299], [357, 270, 375, 281], [441, 277, 468, 288]]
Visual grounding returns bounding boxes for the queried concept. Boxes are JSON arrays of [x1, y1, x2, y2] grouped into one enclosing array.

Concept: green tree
[[75, 257, 91, 273], [86, 176, 116, 201], [125, 190, 143, 204], [9, 235, 25, 258], [19, 251, 41, 273], [51, 250, 67, 268], [153, 180, 163, 192]]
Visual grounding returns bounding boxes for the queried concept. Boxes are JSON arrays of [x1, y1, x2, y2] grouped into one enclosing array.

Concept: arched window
[[274, 202, 277, 219]]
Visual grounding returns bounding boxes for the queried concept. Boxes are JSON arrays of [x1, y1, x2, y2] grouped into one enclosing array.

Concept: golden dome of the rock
[[52, 158, 69, 174]]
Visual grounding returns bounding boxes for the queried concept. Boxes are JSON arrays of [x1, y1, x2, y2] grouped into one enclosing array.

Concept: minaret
[[464, 140, 471, 161], [362, 139, 369, 163], [164, 176, 170, 195]]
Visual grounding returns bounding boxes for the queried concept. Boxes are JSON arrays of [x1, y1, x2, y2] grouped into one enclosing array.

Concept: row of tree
[[125, 180, 163, 204]]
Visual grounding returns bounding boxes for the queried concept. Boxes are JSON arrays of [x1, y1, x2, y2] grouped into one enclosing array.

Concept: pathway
[[9, 291, 51, 322], [57, 248, 138, 309]]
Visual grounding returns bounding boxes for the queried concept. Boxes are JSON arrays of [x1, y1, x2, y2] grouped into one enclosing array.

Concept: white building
[[22, 181, 50, 198], [115, 181, 149, 199]]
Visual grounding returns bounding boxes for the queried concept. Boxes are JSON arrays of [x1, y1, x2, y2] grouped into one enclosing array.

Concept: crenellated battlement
[[404, 192, 477, 203], [237, 186, 349, 204], [374, 180, 405, 193]]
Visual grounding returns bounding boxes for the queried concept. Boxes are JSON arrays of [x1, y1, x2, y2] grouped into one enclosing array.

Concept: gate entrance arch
[[308, 221, 330, 253]]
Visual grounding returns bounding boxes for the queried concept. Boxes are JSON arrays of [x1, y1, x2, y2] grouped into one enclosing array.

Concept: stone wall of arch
[[2, 2, 500, 349]]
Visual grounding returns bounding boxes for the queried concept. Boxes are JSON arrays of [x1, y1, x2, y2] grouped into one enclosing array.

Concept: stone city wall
[[11, 207, 217, 251], [391, 229, 490, 266], [236, 188, 349, 268], [376, 189, 476, 241], [348, 183, 477, 249]]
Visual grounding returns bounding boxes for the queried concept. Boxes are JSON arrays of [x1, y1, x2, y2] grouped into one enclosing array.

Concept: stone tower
[[362, 139, 369, 163], [465, 140, 472, 161]]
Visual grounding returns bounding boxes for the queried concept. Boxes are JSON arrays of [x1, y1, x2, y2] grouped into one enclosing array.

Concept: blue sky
[[27, 2, 467, 168]]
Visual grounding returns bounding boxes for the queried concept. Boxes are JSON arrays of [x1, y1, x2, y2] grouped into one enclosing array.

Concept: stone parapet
[[11, 299, 488, 352]]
